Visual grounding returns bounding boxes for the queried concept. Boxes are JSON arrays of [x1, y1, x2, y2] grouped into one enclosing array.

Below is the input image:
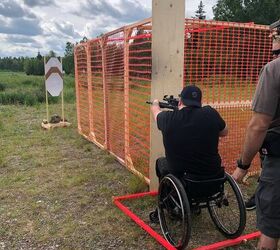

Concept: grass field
[[0, 71, 259, 249], [0, 72, 75, 106]]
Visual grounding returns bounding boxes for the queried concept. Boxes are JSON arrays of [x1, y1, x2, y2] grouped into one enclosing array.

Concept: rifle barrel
[[270, 19, 280, 30]]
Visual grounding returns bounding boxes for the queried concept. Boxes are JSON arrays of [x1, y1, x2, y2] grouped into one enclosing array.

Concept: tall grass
[[0, 71, 75, 106]]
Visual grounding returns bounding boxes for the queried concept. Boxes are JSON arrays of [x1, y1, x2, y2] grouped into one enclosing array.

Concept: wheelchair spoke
[[169, 193, 181, 209], [208, 174, 246, 238], [211, 186, 241, 233], [162, 189, 181, 209], [158, 175, 191, 249]]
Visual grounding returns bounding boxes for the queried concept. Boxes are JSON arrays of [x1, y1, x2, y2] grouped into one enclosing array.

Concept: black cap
[[180, 85, 202, 107]]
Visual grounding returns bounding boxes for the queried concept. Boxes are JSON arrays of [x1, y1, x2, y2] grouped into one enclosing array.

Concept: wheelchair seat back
[[182, 174, 226, 200]]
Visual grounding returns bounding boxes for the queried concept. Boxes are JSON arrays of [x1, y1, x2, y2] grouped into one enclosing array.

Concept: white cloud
[[0, 0, 36, 18], [42, 20, 81, 39], [54, 21, 81, 38], [83, 15, 117, 38], [0, 0, 218, 57], [0, 17, 43, 36], [3, 34, 38, 45], [23, 0, 56, 7], [73, 0, 150, 23]]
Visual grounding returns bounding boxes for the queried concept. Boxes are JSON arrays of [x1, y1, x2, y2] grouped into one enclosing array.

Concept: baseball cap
[[179, 85, 202, 107]]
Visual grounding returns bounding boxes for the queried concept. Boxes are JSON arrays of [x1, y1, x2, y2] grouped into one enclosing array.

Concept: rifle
[[270, 19, 280, 37], [270, 19, 280, 31], [146, 95, 179, 110]]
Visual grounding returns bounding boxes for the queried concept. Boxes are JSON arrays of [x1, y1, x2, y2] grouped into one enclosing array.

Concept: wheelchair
[[154, 172, 246, 249]]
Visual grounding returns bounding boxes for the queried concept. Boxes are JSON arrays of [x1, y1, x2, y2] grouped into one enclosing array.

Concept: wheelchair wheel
[[208, 173, 246, 238], [158, 174, 191, 249]]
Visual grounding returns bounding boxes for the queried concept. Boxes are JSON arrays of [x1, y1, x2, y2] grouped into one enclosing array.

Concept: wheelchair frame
[[157, 172, 246, 249]]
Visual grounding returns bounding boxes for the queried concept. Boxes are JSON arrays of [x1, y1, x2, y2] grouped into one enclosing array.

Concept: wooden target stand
[[41, 119, 71, 130], [41, 57, 71, 130]]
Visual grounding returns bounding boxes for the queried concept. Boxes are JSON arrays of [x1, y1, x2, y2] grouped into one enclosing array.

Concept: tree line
[[0, 41, 76, 76], [213, 0, 280, 24], [193, 0, 279, 24]]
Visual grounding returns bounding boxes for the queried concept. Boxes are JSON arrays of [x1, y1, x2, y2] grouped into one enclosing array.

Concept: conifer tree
[[195, 1, 206, 20]]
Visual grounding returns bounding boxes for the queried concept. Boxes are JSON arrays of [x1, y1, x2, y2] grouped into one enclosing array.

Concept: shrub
[[0, 82, 6, 91]]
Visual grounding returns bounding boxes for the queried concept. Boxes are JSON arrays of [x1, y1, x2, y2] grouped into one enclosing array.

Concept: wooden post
[[124, 27, 134, 169], [74, 47, 82, 132], [60, 57, 65, 122], [44, 56, 50, 123], [149, 0, 185, 191], [101, 38, 109, 149], [86, 42, 96, 140]]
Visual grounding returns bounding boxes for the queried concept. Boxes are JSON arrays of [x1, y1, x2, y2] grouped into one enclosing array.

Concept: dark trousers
[[256, 156, 280, 238], [155, 157, 170, 182]]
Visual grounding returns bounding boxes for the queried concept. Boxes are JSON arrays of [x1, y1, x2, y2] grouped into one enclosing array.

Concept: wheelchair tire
[[208, 173, 246, 239], [158, 174, 191, 249]]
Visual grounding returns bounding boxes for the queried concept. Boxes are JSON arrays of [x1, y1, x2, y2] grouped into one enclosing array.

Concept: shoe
[[149, 209, 159, 224], [245, 194, 256, 211], [169, 206, 182, 219], [191, 205, 201, 216]]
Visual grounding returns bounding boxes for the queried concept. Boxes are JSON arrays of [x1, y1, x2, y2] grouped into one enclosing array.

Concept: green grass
[[0, 71, 259, 249], [0, 71, 75, 105], [0, 71, 155, 249], [0, 102, 157, 249]]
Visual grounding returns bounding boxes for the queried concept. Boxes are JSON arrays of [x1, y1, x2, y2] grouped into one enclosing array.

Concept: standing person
[[232, 32, 280, 249], [151, 85, 228, 183]]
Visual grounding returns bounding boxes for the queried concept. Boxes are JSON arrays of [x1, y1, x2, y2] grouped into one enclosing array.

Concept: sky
[[0, 0, 217, 57]]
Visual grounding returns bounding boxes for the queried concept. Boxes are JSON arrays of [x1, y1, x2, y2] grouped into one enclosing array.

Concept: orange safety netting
[[74, 45, 89, 136], [184, 19, 271, 174], [74, 18, 271, 182]]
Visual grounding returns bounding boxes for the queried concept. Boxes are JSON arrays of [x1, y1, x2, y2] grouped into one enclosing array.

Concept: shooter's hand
[[151, 99, 161, 121], [152, 99, 160, 106]]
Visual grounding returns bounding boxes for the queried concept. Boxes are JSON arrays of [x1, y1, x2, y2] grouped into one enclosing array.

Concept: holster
[[260, 130, 280, 157]]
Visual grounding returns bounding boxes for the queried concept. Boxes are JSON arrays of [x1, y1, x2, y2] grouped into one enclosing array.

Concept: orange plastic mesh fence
[[184, 19, 271, 173], [104, 31, 126, 160], [74, 18, 271, 182], [74, 44, 90, 136], [88, 39, 105, 146], [127, 24, 152, 178]]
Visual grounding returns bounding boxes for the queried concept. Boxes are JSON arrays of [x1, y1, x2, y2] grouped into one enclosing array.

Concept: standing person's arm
[[242, 112, 272, 164], [232, 62, 279, 182], [232, 112, 272, 182]]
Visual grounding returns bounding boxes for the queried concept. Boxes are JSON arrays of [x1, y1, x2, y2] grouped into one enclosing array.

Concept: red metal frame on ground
[[113, 191, 261, 250]]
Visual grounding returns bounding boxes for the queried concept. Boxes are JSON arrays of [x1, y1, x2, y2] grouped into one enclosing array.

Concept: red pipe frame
[[113, 191, 261, 250]]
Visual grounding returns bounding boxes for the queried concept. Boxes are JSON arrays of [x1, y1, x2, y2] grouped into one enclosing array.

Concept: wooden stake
[[44, 56, 50, 122], [101, 38, 109, 149], [60, 57, 65, 122]]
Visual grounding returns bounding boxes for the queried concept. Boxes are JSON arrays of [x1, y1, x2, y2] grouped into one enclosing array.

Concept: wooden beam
[[124, 27, 134, 169], [149, 0, 185, 191], [74, 47, 82, 132], [101, 38, 109, 149]]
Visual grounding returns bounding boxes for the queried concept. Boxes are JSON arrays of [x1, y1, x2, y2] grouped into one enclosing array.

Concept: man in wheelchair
[[151, 85, 228, 186], [149, 86, 246, 249]]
